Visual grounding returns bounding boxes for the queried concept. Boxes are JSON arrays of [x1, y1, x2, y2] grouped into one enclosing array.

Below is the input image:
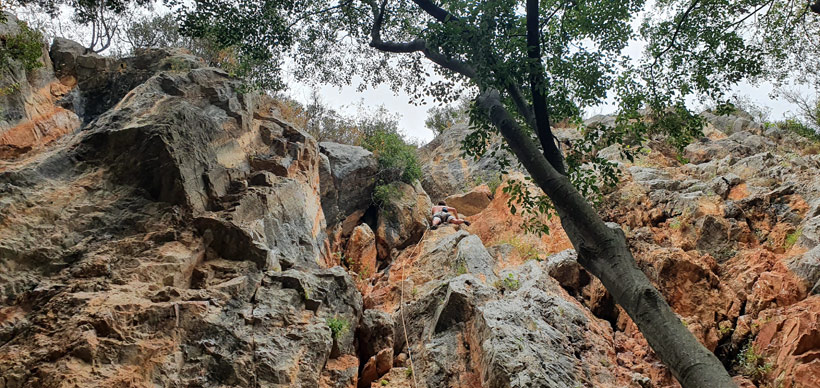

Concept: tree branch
[[652, 0, 700, 65], [288, 0, 354, 29], [403, 0, 561, 171], [526, 0, 565, 174], [477, 89, 735, 388], [410, 0, 459, 23], [368, 0, 476, 79], [505, 82, 537, 129]]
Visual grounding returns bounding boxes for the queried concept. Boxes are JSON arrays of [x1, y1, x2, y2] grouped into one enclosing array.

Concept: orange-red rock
[[443, 184, 492, 216], [753, 297, 820, 388], [345, 223, 378, 279]]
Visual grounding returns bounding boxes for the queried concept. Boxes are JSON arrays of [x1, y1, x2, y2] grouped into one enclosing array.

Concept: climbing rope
[[398, 227, 428, 388]]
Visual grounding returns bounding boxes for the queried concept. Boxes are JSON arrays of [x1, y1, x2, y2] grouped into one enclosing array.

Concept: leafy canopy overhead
[[26, 0, 820, 105]]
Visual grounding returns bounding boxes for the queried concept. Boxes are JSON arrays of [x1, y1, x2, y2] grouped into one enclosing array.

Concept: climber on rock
[[431, 200, 470, 230]]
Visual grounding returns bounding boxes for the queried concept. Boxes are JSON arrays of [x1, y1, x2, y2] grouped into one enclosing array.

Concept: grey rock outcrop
[[50, 37, 205, 122], [419, 123, 509, 201], [0, 16, 80, 159], [79, 68, 328, 269], [789, 246, 820, 294], [388, 259, 623, 388], [0, 41, 360, 387], [319, 141, 378, 228], [375, 181, 432, 259], [545, 249, 590, 295]]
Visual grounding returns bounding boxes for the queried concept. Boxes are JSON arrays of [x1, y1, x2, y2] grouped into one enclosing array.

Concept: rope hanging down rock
[[398, 227, 429, 388]]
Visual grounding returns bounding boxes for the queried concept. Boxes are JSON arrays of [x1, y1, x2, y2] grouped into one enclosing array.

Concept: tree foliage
[[122, 12, 188, 50], [781, 89, 820, 133], [425, 97, 470, 135], [0, 19, 44, 71], [17, 0, 148, 52], [363, 128, 422, 185]]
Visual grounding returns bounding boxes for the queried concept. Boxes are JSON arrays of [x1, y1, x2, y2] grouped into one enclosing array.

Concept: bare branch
[[368, 0, 476, 79], [410, 0, 459, 23], [288, 0, 354, 29], [652, 0, 700, 65]]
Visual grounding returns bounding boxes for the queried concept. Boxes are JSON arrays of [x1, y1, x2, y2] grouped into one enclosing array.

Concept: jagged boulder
[[797, 200, 820, 249], [375, 181, 432, 260], [344, 223, 377, 277], [173, 265, 362, 387], [419, 123, 509, 201], [386, 260, 630, 388], [77, 68, 327, 269], [50, 37, 204, 122], [358, 309, 395, 363], [454, 234, 497, 282], [790, 246, 820, 294], [545, 249, 590, 295], [319, 141, 378, 228], [475, 264, 605, 387], [444, 184, 493, 216], [695, 215, 734, 262], [684, 130, 776, 164], [752, 297, 820, 388]]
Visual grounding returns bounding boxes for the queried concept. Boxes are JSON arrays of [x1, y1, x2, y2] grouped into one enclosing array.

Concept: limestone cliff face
[[0, 34, 360, 387], [0, 15, 80, 159], [415, 113, 820, 388], [2, 19, 820, 388]]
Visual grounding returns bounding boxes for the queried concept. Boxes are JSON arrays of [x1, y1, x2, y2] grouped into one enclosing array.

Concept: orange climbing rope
[[398, 227, 428, 388]]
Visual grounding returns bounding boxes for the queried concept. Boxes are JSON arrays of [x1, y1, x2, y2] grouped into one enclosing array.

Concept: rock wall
[[0, 36, 359, 388], [0, 15, 80, 159], [418, 123, 510, 202], [2, 25, 819, 388], [406, 113, 820, 388]]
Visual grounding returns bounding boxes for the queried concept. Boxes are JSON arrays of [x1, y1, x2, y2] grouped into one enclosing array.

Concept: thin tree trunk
[[369, 1, 735, 385], [478, 90, 736, 388], [525, 0, 565, 174]]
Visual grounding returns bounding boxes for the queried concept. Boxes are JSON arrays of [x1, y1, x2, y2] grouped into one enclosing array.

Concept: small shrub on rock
[[494, 273, 521, 292], [372, 183, 402, 206], [0, 20, 44, 72], [735, 342, 773, 384], [363, 129, 422, 185], [775, 119, 820, 142], [326, 316, 349, 339]]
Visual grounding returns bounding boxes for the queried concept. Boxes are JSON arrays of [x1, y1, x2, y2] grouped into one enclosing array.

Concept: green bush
[[493, 273, 521, 292], [373, 183, 402, 206], [0, 21, 44, 72], [735, 342, 773, 384], [785, 228, 802, 249], [775, 119, 820, 142], [326, 316, 349, 339], [425, 99, 470, 135], [363, 129, 422, 185]]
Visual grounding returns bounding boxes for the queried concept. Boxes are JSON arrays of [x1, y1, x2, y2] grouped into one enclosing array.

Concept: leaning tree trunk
[[478, 90, 736, 388]]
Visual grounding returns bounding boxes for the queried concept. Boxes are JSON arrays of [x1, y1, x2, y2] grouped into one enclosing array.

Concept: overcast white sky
[[287, 69, 807, 145]]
